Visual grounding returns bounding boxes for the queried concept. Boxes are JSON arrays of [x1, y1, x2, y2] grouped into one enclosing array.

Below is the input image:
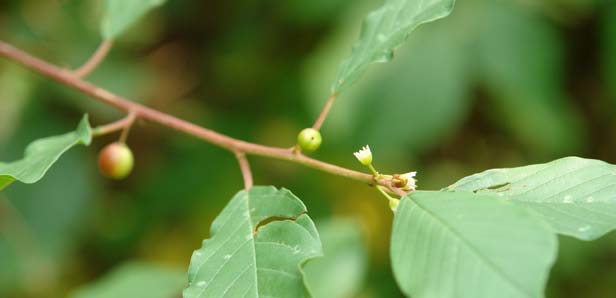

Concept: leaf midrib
[[408, 196, 534, 298]]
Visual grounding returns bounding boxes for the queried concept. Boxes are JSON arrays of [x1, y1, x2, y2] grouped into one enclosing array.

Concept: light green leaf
[[184, 186, 322, 298], [332, 0, 455, 93], [447, 157, 616, 241], [391, 191, 557, 298], [101, 0, 166, 39], [303, 218, 367, 298], [69, 262, 186, 298], [0, 115, 92, 191]]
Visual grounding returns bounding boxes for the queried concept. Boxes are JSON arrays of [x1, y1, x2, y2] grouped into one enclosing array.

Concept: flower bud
[[353, 145, 373, 166], [398, 171, 417, 191]]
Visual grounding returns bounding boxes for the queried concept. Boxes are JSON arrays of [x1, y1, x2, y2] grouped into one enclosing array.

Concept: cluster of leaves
[[2, 0, 616, 297]]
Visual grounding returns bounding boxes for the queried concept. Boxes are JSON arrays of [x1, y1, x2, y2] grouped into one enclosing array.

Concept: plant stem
[[235, 152, 253, 190], [312, 94, 337, 130], [118, 111, 137, 143], [0, 40, 404, 191], [73, 40, 112, 78], [93, 112, 136, 137]]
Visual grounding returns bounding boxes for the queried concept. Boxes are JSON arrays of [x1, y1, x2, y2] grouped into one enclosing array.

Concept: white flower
[[399, 171, 417, 191], [353, 145, 373, 165]]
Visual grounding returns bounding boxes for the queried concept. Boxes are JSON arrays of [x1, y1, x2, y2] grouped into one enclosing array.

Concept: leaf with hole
[[184, 186, 322, 298], [332, 0, 455, 93], [447, 157, 616, 240], [0, 115, 92, 191], [101, 0, 166, 39], [391, 191, 557, 298]]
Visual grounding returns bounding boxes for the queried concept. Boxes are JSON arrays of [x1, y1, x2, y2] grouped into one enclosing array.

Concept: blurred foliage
[[69, 262, 185, 298], [0, 0, 615, 297], [304, 218, 368, 298]]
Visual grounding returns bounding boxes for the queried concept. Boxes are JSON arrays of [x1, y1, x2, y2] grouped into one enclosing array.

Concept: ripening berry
[[297, 128, 322, 152], [98, 142, 134, 179]]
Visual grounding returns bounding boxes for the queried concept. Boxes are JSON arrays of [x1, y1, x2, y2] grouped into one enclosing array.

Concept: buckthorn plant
[[98, 142, 134, 179], [1, 0, 616, 297]]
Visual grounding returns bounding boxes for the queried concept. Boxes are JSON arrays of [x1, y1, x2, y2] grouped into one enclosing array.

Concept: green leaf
[[447, 157, 616, 241], [69, 262, 186, 298], [332, 0, 455, 93], [303, 218, 367, 298], [184, 186, 322, 298], [0, 115, 92, 191], [101, 0, 166, 39], [391, 191, 557, 298]]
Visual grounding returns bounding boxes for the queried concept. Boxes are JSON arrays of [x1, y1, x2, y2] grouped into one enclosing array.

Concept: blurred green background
[[1, 0, 615, 297]]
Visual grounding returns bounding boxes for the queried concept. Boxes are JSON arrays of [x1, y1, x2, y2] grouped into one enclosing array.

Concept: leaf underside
[[184, 186, 322, 298], [101, 0, 166, 39], [391, 191, 556, 298], [0, 115, 92, 191], [447, 157, 616, 240], [332, 0, 456, 93]]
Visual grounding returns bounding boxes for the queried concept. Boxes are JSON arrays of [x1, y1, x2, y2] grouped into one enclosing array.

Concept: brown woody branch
[[0, 40, 406, 192]]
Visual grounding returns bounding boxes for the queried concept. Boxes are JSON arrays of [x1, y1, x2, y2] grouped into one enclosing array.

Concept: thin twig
[[92, 112, 137, 137], [73, 40, 113, 78], [235, 152, 253, 190], [118, 111, 137, 143], [312, 94, 337, 130], [0, 40, 405, 192]]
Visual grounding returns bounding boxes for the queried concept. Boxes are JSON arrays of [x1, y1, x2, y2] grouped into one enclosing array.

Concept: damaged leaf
[[447, 157, 616, 240], [184, 186, 322, 298]]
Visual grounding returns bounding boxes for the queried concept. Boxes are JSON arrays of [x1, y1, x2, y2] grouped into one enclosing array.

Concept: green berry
[[297, 128, 322, 152], [98, 142, 134, 179]]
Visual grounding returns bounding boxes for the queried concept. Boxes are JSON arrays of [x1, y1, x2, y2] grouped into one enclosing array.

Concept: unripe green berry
[[98, 142, 134, 179], [297, 128, 322, 152]]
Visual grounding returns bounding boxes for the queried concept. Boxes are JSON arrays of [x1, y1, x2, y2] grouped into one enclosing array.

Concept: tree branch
[[73, 40, 112, 78], [0, 40, 405, 191]]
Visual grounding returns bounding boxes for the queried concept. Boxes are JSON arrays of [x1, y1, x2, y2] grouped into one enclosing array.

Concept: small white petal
[[400, 171, 418, 191], [353, 145, 373, 165]]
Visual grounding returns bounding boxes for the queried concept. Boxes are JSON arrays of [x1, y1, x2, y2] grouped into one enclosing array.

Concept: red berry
[[98, 142, 134, 179]]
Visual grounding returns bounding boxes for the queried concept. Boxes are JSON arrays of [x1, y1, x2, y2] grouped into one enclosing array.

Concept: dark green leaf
[[604, 1, 616, 103], [475, 2, 584, 156]]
